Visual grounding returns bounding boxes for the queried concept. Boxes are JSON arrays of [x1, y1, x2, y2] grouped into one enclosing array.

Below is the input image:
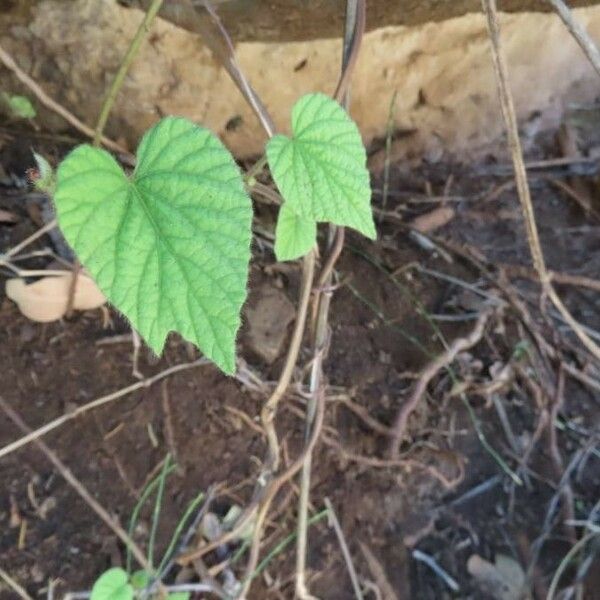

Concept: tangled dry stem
[[481, 0, 600, 363], [389, 309, 493, 458]]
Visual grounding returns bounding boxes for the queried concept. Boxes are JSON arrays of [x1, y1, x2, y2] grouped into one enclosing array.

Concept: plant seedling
[[1, 92, 36, 120], [51, 94, 374, 373]]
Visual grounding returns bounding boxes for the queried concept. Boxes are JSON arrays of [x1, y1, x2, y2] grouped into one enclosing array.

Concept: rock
[[4, 1, 600, 159], [11, 0, 600, 42], [6, 273, 105, 322], [244, 284, 295, 364], [467, 554, 526, 600]]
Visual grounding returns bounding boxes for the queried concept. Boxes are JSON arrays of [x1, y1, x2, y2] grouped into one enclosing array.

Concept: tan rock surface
[[2, 1, 600, 159], [7, 0, 600, 41]]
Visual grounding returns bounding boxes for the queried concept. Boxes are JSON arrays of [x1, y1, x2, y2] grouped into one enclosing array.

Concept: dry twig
[[0, 44, 127, 155], [0, 397, 159, 587], [547, 0, 600, 77], [359, 543, 399, 600], [1, 219, 57, 262], [562, 362, 600, 394], [171, 0, 275, 137], [324, 498, 364, 600], [261, 251, 316, 476], [389, 310, 492, 457], [237, 385, 327, 599], [64, 260, 81, 319], [161, 380, 181, 468], [0, 568, 33, 600], [504, 263, 600, 294], [0, 359, 209, 461], [332, 0, 366, 103], [331, 395, 393, 437], [481, 0, 600, 362], [526, 437, 598, 587], [547, 367, 577, 544]]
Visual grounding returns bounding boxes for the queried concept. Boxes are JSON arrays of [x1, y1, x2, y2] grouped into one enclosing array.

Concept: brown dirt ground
[[0, 122, 599, 600]]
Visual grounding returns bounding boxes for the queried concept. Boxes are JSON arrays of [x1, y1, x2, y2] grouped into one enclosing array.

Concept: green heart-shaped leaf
[[91, 568, 133, 600], [54, 117, 252, 374], [267, 93, 375, 241], [274, 204, 316, 261]]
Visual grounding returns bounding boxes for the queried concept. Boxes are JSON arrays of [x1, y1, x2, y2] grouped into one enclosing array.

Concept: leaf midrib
[[128, 180, 232, 363]]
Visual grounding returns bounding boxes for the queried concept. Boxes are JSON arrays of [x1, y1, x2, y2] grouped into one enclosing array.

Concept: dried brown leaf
[[410, 206, 455, 233]]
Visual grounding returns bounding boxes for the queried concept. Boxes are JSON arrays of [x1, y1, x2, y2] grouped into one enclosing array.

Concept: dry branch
[[0, 359, 209, 461], [235, 385, 327, 599], [547, 0, 600, 77], [0, 568, 33, 600], [389, 310, 492, 458], [0, 397, 158, 585], [481, 0, 600, 363], [0, 44, 128, 156], [324, 498, 365, 600]]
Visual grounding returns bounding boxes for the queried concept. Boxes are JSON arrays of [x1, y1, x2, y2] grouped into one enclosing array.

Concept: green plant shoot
[[267, 93, 375, 260], [90, 568, 133, 600], [52, 94, 374, 371], [2, 92, 36, 119]]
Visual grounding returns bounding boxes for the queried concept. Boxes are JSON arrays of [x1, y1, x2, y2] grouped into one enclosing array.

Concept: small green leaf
[[54, 117, 252, 373], [274, 204, 316, 261], [267, 93, 375, 240], [90, 568, 133, 600], [167, 593, 190, 600], [130, 569, 150, 590], [2, 93, 36, 119], [32, 152, 56, 194]]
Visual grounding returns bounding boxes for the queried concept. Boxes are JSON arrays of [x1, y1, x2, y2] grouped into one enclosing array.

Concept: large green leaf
[[267, 93, 375, 240], [54, 117, 252, 374], [274, 204, 316, 261], [90, 568, 133, 600]]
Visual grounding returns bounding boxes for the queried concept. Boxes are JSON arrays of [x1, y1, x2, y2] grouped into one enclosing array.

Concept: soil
[[1, 121, 599, 600]]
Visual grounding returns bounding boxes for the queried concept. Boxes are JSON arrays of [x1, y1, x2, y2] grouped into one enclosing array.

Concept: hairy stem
[[93, 0, 165, 146], [295, 5, 365, 597], [261, 250, 316, 474], [295, 228, 341, 600]]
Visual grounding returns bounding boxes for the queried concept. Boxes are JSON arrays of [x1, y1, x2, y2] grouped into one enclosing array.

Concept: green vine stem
[[93, 0, 165, 146], [295, 2, 365, 597], [260, 250, 316, 474]]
